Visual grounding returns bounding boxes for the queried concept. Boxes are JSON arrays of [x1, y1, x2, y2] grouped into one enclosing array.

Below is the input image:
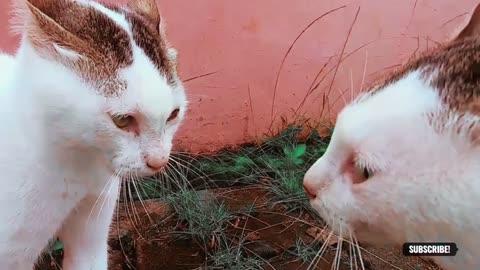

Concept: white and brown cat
[[303, 3, 480, 270], [0, 0, 187, 269]]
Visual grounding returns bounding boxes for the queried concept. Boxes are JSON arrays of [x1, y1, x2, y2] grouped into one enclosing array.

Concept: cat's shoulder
[[0, 52, 15, 68], [0, 53, 16, 92]]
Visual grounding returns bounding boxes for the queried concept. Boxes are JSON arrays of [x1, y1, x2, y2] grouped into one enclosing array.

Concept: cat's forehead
[[115, 51, 184, 117], [336, 70, 441, 148], [330, 72, 453, 174], [29, 0, 176, 96]]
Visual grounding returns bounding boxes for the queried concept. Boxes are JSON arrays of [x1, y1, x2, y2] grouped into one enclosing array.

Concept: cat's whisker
[[122, 174, 136, 229], [131, 171, 154, 225], [166, 158, 189, 184], [86, 169, 120, 225], [135, 175, 149, 196], [115, 182, 135, 269], [160, 166, 174, 191], [344, 232, 405, 270], [160, 160, 178, 189], [334, 225, 344, 270], [352, 235, 366, 270], [167, 161, 195, 190], [157, 168, 172, 191], [350, 69, 355, 104], [124, 171, 146, 241], [127, 172, 141, 226], [337, 76, 348, 107], [125, 173, 135, 221], [163, 164, 182, 190], [306, 223, 333, 270], [297, 219, 372, 270], [349, 229, 359, 270], [169, 156, 210, 188], [136, 176, 153, 203], [96, 171, 119, 222], [348, 237, 354, 270], [360, 50, 369, 95]]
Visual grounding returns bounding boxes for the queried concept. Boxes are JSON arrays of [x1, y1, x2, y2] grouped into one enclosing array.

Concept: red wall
[[1, 0, 477, 152]]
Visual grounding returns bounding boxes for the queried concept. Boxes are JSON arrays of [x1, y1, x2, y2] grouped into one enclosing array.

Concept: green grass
[[46, 239, 64, 256], [133, 125, 332, 267], [140, 125, 330, 210], [166, 189, 232, 249], [288, 237, 324, 265], [208, 245, 263, 270]]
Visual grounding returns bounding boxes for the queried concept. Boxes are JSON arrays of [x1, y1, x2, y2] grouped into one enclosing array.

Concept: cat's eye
[[112, 114, 134, 129], [355, 165, 373, 184], [349, 160, 373, 184], [167, 108, 180, 122], [363, 167, 370, 179]]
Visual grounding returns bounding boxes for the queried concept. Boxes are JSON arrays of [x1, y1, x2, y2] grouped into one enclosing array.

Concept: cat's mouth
[[115, 166, 166, 180]]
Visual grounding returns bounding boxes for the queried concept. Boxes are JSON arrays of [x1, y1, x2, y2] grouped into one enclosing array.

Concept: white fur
[[304, 70, 480, 270], [0, 54, 15, 93], [0, 3, 186, 270]]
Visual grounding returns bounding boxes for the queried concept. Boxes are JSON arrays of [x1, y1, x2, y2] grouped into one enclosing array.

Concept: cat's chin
[[116, 168, 163, 180]]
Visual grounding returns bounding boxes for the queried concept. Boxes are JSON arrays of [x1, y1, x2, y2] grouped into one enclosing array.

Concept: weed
[[289, 237, 321, 264], [133, 125, 331, 266], [286, 237, 337, 267], [283, 143, 307, 166], [166, 189, 232, 248], [138, 125, 331, 213], [207, 245, 263, 270], [46, 239, 64, 256]]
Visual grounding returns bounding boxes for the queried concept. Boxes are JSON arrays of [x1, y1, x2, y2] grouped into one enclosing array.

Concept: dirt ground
[[36, 186, 440, 270]]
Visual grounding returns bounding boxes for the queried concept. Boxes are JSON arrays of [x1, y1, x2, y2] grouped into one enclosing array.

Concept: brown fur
[[126, 0, 160, 29], [19, 0, 177, 96], [364, 3, 480, 116], [25, 0, 133, 95], [126, 12, 177, 85], [104, 0, 177, 85]]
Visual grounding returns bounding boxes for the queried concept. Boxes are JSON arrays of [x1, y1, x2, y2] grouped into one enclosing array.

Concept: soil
[[35, 186, 441, 270]]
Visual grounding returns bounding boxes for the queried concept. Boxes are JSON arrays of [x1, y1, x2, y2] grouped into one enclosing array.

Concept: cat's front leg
[[58, 178, 120, 270]]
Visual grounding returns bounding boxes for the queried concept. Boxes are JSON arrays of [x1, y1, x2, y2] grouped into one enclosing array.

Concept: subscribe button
[[402, 243, 458, 256]]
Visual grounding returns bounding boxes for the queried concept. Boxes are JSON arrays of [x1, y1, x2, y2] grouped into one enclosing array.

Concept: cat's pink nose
[[303, 181, 317, 200], [146, 156, 168, 171]]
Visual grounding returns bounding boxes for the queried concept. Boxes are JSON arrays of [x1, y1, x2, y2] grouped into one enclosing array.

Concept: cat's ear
[[167, 48, 177, 62], [453, 3, 480, 41], [127, 0, 175, 61], [11, 0, 88, 59], [127, 0, 161, 28]]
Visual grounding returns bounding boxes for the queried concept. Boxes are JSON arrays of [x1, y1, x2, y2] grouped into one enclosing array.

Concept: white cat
[[0, 0, 187, 269]]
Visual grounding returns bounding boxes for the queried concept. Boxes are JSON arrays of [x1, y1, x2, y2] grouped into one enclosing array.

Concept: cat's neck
[[1, 38, 112, 179]]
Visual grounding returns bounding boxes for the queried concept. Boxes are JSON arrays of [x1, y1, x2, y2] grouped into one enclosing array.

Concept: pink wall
[[0, 0, 477, 152]]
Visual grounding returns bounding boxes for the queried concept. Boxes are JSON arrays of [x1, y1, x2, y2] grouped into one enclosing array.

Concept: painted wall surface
[[0, 0, 477, 152]]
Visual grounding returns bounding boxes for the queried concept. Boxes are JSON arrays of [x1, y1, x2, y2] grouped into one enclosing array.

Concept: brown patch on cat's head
[[102, 0, 179, 86], [126, 12, 177, 85], [14, 0, 178, 95], [361, 2, 480, 116], [19, 0, 133, 95], [126, 0, 160, 28]]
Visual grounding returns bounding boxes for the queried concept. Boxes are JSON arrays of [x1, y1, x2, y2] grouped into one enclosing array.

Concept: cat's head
[[13, 0, 187, 177], [303, 2, 480, 247]]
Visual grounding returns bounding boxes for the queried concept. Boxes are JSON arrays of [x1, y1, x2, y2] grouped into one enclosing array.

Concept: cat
[[0, 0, 187, 269], [303, 2, 480, 270]]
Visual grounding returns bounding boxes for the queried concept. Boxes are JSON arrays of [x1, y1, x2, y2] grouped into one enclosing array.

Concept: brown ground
[[36, 187, 440, 270]]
